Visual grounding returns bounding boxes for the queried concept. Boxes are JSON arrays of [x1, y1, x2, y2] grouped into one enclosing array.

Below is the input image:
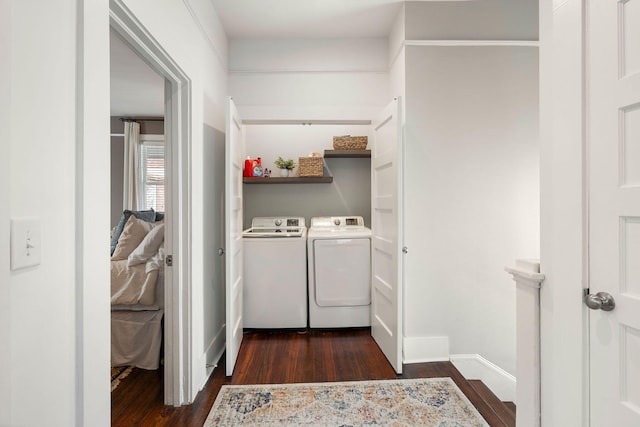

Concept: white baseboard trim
[[199, 325, 226, 390], [403, 336, 450, 363], [449, 354, 516, 402]]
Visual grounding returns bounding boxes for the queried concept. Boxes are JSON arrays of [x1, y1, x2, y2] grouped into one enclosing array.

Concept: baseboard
[[199, 325, 226, 390], [403, 336, 450, 363], [449, 354, 516, 402]]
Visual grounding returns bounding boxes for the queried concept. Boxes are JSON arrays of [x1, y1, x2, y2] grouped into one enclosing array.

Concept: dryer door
[[314, 238, 371, 307]]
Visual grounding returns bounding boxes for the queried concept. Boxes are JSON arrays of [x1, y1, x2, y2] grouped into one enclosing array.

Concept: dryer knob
[[334, 218, 341, 226], [275, 219, 282, 226]]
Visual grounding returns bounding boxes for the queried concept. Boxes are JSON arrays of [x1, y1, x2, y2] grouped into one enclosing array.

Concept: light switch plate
[[10, 217, 41, 270]]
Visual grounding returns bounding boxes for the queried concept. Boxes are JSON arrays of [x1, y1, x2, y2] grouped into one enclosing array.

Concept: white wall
[[229, 38, 389, 120], [388, 4, 406, 102], [0, 0, 11, 422], [6, 0, 83, 424], [403, 46, 540, 379], [1, 0, 229, 424]]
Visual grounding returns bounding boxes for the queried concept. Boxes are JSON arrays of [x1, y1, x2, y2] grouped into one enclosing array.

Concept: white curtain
[[122, 120, 141, 210]]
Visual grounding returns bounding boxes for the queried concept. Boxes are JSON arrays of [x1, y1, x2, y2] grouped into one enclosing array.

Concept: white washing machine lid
[[243, 227, 305, 238]]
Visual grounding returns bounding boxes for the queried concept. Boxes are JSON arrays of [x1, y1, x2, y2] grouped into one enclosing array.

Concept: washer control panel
[[250, 217, 305, 229]]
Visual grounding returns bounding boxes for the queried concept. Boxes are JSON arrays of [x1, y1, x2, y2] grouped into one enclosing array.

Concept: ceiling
[[209, 0, 406, 39]]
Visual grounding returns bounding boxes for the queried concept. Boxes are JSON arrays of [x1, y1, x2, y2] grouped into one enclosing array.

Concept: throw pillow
[[111, 215, 157, 261], [127, 223, 165, 266], [110, 209, 156, 255]]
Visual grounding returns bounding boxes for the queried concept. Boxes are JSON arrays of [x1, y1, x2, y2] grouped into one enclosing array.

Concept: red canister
[[244, 157, 254, 177], [244, 157, 264, 177]]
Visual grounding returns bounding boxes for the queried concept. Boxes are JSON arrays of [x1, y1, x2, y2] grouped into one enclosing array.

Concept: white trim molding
[[403, 336, 450, 363], [506, 259, 544, 427], [228, 69, 387, 75], [404, 40, 540, 47], [390, 39, 539, 70], [182, 0, 228, 71], [450, 354, 516, 402], [200, 324, 226, 390]]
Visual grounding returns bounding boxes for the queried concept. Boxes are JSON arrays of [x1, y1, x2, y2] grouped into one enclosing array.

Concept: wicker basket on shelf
[[298, 156, 324, 177], [332, 136, 368, 150]]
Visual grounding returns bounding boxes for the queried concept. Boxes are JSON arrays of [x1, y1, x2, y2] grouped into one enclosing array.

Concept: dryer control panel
[[310, 216, 365, 229]]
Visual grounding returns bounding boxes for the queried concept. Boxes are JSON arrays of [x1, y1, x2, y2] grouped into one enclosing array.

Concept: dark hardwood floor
[[112, 329, 515, 426]]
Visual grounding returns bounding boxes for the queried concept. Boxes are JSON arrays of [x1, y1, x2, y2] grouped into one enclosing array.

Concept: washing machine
[[243, 217, 307, 329], [307, 216, 372, 328]]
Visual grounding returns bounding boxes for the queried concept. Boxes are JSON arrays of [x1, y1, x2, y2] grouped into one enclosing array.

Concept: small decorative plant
[[274, 156, 296, 170]]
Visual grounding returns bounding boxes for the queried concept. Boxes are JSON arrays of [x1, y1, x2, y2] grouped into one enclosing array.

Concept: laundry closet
[[225, 91, 404, 376], [223, 37, 401, 375]]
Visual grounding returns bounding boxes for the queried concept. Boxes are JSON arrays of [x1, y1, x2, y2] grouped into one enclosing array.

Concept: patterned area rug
[[111, 366, 133, 392], [205, 378, 489, 426]]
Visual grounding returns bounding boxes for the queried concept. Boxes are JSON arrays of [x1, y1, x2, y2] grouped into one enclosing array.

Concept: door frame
[[539, 0, 590, 424], [108, 0, 192, 406]]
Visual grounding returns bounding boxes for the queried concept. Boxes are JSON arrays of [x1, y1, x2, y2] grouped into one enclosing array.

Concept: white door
[[588, 1, 640, 424], [225, 97, 244, 375], [371, 98, 404, 374]]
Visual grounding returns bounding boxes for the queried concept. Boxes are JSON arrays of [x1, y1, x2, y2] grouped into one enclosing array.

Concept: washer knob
[[334, 218, 341, 226], [275, 219, 282, 226]]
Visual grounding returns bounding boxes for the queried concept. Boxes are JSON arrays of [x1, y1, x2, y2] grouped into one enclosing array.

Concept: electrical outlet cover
[[10, 217, 41, 270]]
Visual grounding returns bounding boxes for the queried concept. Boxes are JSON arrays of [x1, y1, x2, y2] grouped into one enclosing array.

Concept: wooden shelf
[[243, 176, 333, 184], [324, 149, 371, 158]]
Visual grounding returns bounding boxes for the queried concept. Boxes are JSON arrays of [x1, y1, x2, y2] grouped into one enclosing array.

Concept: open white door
[[587, 1, 640, 425], [225, 97, 244, 376], [371, 98, 404, 374]]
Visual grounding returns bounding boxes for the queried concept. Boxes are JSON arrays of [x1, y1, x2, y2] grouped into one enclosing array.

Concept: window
[[138, 135, 165, 212]]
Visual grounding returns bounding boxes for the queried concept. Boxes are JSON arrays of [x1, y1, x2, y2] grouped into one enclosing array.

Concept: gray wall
[[243, 157, 371, 229], [110, 131, 124, 228], [202, 124, 226, 363], [242, 124, 372, 229], [0, 0, 9, 416], [405, 0, 538, 41], [110, 117, 164, 228]]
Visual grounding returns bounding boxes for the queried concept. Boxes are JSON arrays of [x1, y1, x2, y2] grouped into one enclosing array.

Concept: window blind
[[139, 141, 165, 212]]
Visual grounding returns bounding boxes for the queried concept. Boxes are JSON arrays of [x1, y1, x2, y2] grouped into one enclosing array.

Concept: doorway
[[224, 98, 404, 376], [109, 27, 168, 403], [109, 0, 192, 406]]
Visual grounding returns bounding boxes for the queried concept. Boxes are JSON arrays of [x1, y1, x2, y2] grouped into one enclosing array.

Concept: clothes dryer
[[307, 216, 371, 328]]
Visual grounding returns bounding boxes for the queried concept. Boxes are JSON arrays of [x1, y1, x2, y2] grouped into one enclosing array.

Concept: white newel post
[[505, 259, 545, 427]]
